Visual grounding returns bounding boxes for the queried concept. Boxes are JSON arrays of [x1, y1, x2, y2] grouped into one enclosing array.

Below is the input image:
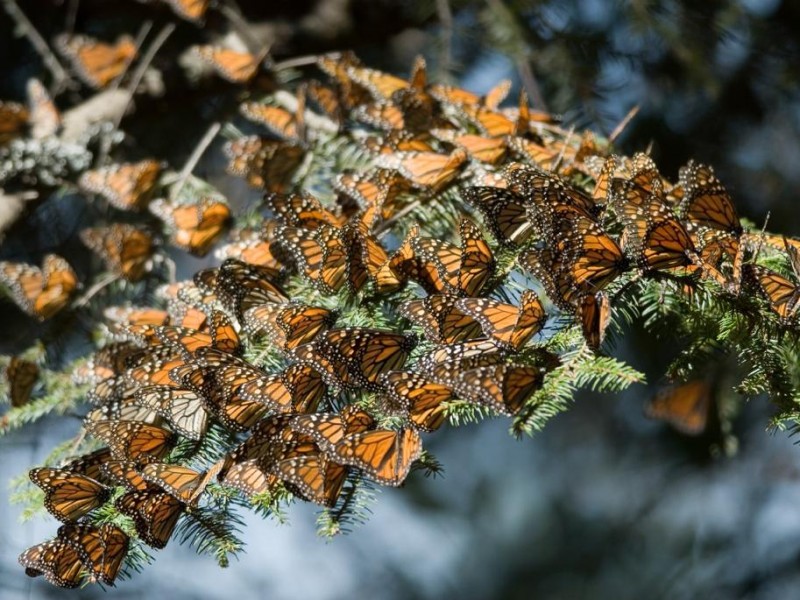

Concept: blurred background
[[2, 0, 800, 598]]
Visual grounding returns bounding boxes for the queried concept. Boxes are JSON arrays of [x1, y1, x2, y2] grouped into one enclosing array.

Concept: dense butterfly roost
[[3, 42, 800, 589]]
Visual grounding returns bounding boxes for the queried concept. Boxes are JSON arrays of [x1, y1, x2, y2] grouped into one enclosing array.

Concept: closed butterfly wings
[[0, 254, 78, 320], [29, 467, 110, 522], [645, 380, 713, 435], [80, 224, 153, 281], [456, 290, 546, 350], [195, 46, 263, 83], [55, 34, 137, 88], [150, 197, 231, 256], [80, 160, 161, 211]]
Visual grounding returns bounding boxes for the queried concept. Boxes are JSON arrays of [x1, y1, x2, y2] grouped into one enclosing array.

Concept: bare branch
[[1, 0, 70, 92], [170, 121, 223, 201]]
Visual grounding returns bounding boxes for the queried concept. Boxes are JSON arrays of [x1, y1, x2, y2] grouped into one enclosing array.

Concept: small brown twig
[[170, 121, 222, 201], [115, 22, 174, 129], [516, 58, 547, 113], [95, 22, 174, 166], [2, 0, 70, 92], [272, 54, 322, 71], [435, 0, 454, 79], [73, 272, 119, 308], [65, 0, 79, 36], [109, 21, 153, 94], [608, 105, 640, 144]]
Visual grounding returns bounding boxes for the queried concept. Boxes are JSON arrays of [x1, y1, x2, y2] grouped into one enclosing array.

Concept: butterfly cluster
[[9, 44, 800, 590]]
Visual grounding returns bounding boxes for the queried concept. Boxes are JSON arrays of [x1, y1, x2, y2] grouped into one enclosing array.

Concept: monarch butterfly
[[214, 229, 284, 272], [214, 259, 288, 317], [410, 219, 495, 297], [344, 220, 402, 293], [461, 186, 535, 246], [399, 294, 482, 344], [0, 101, 28, 144], [55, 34, 137, 88], [123, 345, 187, 387], [744, 264, 800, 320], [578, 291, 611, 350], [645, 380, 712, 435], [223, 136, 305, 191], [455, 363, 544, 416], [456, 290, 546, 351], [461, 103, 517, 137], [364, 131, 434, 155], [194, 45, 263, 83], [163, 0, 209, 21], [241, 91, 305, 143], [417, 339, 506, 387], [58, 522, 129, 586], [271, 450, 348, 507], [332, 427, 422, 487], [29, 467, 110, 522], [79, 160, 161, 211], [639, 218, 698, 272], [141, 463, 218, 505], [80, 224, 153, 281], [217, 415, 305, 497], [190, 350, 275, 431], [61, 447, 114, 483], [352, 101, 406, 131], [18, 537, 84, 588], [5, 356, 39, 407], [316, 51, 372, 110], [428, 78, 511, 109], [334, 169, 411, 223], [104, 306, 170, 329], [376, 148, 468, 192], [290, 328, 416, 392], [150, 197, 231, 256], [238, 363, 326, 414], [505, 163, 600, 232], [84, 394, 161, 425], [149, 312, 237, 357], [85, 419, 176, 462], [264, 191, 347, 229], [71, 342, 137, 386], [134, 386, 209, 440], [103, 460, 172, 493], [344, 63, 409, 101], [290, 406, 376, 453], [506, 135, 560, 170], [307, 80, 344, 126], [26, 78, 61, 139], [431, 129, 508, 164], [274, 224, 348, 295], [678, 162, 742, 237], [0, 254, 78, 320], [243, 302, 336, 350], [520, 247, 578, 310], [115, 489, 184, 549], [379, 370, 453, 432], [565, 217, 629, 292]]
